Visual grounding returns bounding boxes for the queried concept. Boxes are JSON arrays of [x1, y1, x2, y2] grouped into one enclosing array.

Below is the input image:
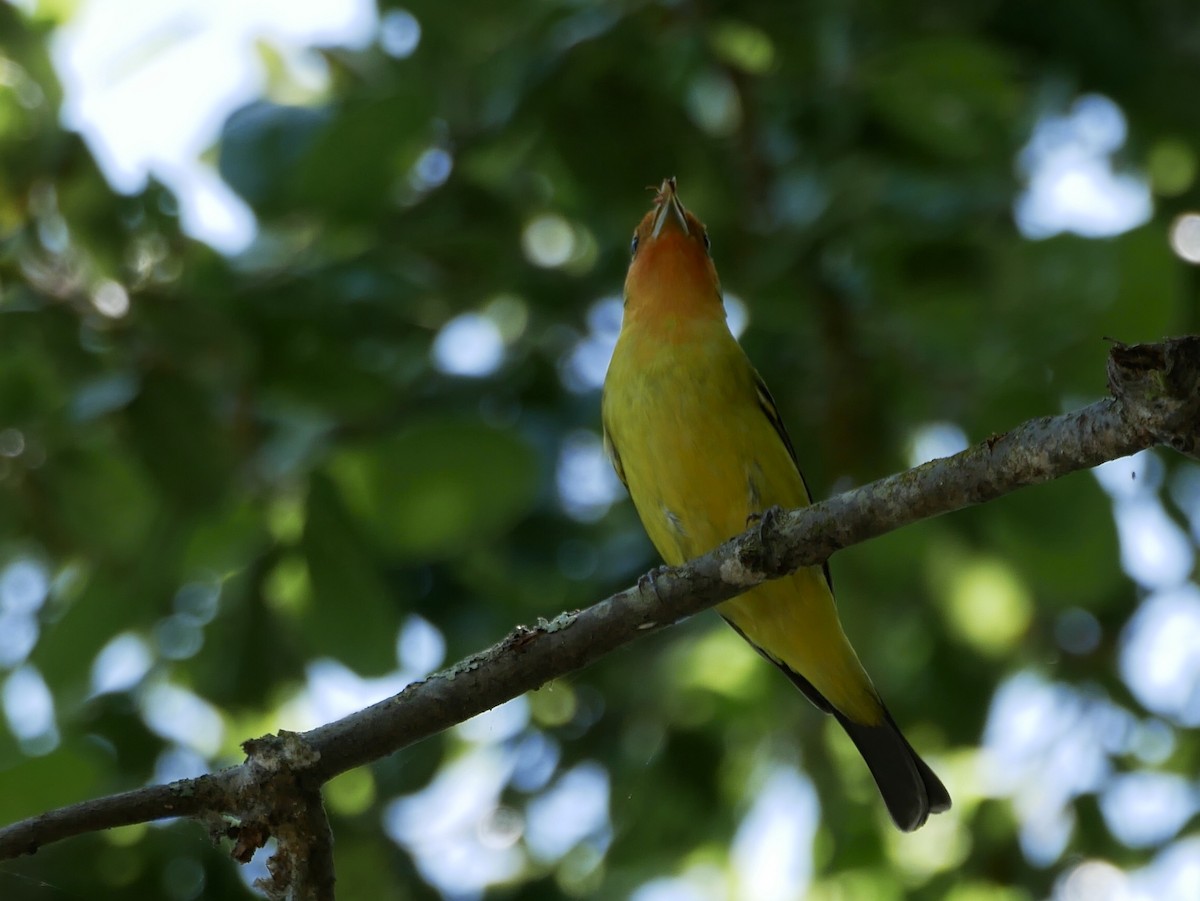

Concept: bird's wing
[[752, 372, 802, 478], [751, 369, 833, 589], [601, 416, 628, 492]]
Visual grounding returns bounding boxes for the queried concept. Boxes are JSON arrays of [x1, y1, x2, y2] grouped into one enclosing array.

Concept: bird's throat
[[624, 242, 723, 335]]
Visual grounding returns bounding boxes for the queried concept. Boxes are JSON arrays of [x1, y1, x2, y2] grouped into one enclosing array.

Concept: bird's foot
[[747, 505, 786, 570], [746, 504, 785, 535], [637, 564, 670, 604]]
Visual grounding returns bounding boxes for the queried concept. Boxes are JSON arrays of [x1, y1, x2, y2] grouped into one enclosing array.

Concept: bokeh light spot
[[51, 0, 378, 252], [1112, 497, 1193, 589], [1099, 772, 1197, 848], [91, 632, 153, 695], [409, 146, 452, 191], [1119, 585, 1200, 724], [1015, 94, 1151, 239], [981, 672, 1113, 866], [732, 766, 816, 900], [524, 761, 610, 863], [907, 421, 969, 467], [154, 613, 204, 661], [0, 558, 49, 614], [674, 628, 762, 698], [140, 682, 225, 758], [944, 558, 1032, 655], [556, 430, 623, 522], [710, 20, 776, 75], [1055, 607, 1101, 655], [3, 665, 57, 752], [562, 296, 623, 393], [511, 731, 560, 793], [457, 697, 530, 744], [522, 214, 576, 268], [686, 71, 742, 137], [162, 856, 205, 901], [1169, 213, 1200, 263], [1056, 860, 1128, 901], [325, 767, 376, 816], [1148, 140, 1196, 197], [484, 294, 529, 342], [724, 293, 749, 338], [1129, 718, 1175, 765], [91, 279, 130, 317], [396, 614, 445, 675], [379, 8, 421, 58], [432, 313, 505, 377], [384, 746, 525, 894], [0, 610, 39, 668], [0, 428, 26, 457]]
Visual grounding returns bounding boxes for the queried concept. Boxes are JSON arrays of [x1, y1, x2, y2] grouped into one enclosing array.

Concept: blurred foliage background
[[2, 0, 1200, 899]]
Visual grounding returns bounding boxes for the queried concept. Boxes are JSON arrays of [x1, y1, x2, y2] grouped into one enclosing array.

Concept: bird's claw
[[748, 505, 786, 570], [637, 564, 670, 603], [747, 504, 785, 536]]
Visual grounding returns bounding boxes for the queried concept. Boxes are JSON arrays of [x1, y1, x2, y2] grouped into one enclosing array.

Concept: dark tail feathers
[[719, 615, 951, 830], [782, 666, 951, 831]]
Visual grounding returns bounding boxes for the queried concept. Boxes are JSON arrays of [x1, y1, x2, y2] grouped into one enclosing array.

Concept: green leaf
[[980, 473, 1122, 607], [1106, 224, 1182, 340], [866, 38, 1020, 161], [124, 371, 235, 513], [42, 447, 157, 559], [328, 419, 539, 561], [293, 92, 433, 219], [218, 102, 331, 216], [0, 741, 106, 824], [300, 474, 400, 673]]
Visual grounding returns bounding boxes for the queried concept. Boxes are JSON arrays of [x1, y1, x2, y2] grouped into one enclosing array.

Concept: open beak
[[651, 176, 689, 239]]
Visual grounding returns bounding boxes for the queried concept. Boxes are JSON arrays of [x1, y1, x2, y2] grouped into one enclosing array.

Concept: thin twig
[[0, 775, 230, 858]]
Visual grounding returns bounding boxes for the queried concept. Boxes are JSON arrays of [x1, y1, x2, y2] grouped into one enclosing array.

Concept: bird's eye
[[630, 233, 639, 257], [703, 232, 711, 254]]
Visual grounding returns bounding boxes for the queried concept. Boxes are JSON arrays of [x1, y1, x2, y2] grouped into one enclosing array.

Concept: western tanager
[[601, 177, 950, 831]]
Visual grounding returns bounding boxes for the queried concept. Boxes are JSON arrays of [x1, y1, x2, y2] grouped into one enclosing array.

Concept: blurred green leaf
[[40, 446, 157, 559], [123, 371, 235, 513], [865, 37, 1021, 161], [300, 474, 400, 673], [1108, 224, 1182, 339], [982, 472, 1123, 608], [328, 419, 539, 561], [219, 102, 331, 216], [0, 741, 106, 824]]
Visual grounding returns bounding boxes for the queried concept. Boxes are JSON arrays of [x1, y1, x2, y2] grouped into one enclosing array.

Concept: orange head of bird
[[624, 177, 722, 321]]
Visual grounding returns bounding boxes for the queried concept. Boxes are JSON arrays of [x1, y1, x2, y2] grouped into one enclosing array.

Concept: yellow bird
[[601, 177, 950, 831]]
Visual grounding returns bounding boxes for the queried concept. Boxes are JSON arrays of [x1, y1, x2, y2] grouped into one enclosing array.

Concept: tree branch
[[2, 337, 1198, 892], [0, 777, 229, 858], [304, 337, 1200, 778], [239, 732, 336, 901]]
